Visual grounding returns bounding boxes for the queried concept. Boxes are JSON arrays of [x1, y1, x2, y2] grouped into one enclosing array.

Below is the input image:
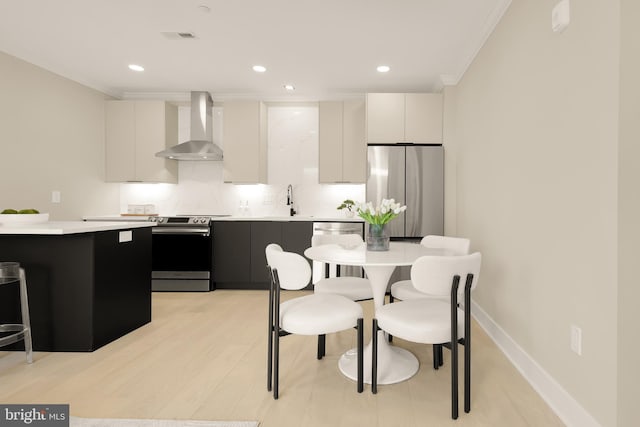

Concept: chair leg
[[387, 293, 394, 343], [267, 320, 273, 392], [450, 275, 460, 420], [357, 318, 363, 393], [372, 318, 378, 394], [464, 335, 471, 413], [267, 269, 274, 392], [274, 329, 280, 399], [464, 273, 474, 413], [317, 334, 326, 360], [273, 271, 281, 400], [18, 269, 33, 364], [432, 344, 440, 370], [439, 345, 444, 366]]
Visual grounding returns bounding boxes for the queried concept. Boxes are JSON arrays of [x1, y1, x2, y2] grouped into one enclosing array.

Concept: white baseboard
[[471, 301, 601, 427]]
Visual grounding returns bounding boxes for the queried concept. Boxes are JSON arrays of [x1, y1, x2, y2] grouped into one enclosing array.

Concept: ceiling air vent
[[161, 32, 196, 40]]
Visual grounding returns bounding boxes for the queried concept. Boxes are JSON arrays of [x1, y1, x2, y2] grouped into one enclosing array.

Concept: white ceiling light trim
[[252, 65, 267, 73], [128, 64, 144, 72], [376, 65, 390, 73]]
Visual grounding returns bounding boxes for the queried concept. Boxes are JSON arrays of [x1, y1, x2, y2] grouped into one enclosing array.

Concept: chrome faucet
[[286, 184, 296, 216]]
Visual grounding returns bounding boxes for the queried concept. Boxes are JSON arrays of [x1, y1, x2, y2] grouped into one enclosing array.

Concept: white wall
[[448, 1, 619, 425], [0, 51, 119, 220], [617, 1, 640, 425]]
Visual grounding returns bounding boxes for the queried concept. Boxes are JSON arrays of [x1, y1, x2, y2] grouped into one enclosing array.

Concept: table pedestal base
[[338, 330, 419, 385]]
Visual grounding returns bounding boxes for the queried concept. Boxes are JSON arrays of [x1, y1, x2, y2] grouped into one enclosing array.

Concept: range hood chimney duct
[[155, 91, 223, 161]]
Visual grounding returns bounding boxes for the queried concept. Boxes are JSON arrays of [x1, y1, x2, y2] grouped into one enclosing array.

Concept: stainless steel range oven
[[151, 216, 218, 292]]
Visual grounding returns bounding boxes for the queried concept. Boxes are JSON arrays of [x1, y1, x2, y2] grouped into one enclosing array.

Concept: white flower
[[354, 198, 407, 225]]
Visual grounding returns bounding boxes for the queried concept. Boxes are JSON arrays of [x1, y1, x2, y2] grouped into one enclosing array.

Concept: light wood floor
[[0, 291, 564, 427]]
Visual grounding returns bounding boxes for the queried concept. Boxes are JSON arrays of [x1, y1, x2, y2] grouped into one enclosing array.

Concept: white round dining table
[[304, 241, 453, 385]]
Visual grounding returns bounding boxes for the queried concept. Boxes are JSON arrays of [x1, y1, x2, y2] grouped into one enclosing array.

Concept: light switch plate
[[552, 0, 570, 33], [570, 325, 582, 355]]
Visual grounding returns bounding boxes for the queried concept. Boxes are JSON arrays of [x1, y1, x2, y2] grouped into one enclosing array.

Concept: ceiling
[[0, 0, 511, 102]]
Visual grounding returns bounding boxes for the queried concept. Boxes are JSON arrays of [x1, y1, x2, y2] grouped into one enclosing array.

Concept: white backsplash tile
[[120, 104, 365, 217]]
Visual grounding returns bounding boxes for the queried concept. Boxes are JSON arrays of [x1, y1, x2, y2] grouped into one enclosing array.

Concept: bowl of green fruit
[[0, 209, 49, 225]]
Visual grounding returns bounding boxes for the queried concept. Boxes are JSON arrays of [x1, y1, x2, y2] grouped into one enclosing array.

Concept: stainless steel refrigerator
[[366, 144, 444, 240]]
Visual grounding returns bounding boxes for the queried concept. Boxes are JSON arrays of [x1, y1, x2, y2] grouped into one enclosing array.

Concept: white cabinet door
[[105, 100, 178, 183], [405, 93, 443, 143], [319, 100, 366, 183], [105, 101, 136, 182], [366, 93, 405, 144], [135, 101, 178, 182], [319, 101, 343, 183], [366, 93, 443, 144], [342, 99, 366, 182], [223, 101, 267, 183]]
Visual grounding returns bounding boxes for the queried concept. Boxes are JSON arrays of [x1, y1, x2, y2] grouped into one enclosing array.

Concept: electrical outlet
[[51, 190, 61, 203], [570, 325, 582, 355]]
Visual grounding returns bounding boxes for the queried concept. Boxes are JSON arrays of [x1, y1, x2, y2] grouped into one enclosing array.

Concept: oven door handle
[[152, 227, 211, 236]]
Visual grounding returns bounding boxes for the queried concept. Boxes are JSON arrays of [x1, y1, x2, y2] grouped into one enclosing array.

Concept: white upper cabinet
[[366, 93, 443, 144], [222, 100, 267, 183], [105, 100, 178, 183], [319, 100, 366, 183]]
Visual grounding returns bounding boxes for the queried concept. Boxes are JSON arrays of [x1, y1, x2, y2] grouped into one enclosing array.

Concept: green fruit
[[17, 209, 39, 214], [1, 209, 18, 214]]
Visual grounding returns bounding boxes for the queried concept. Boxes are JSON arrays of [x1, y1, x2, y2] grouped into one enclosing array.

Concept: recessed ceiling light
[[198, 4, 211, 13], [252, 65, 267, 73], [377, 65, 391, 73], [128, 64, 144, 72], [284, 84, 295, 91]]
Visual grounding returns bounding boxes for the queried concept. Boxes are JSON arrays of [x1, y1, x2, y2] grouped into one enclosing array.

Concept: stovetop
[[152, 214, 231, 226]]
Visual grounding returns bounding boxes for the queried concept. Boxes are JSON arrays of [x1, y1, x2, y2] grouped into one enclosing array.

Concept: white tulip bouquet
[[356, 198, 407, 225]]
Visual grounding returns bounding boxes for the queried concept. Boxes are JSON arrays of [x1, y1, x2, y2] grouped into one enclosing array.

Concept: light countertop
[[0, 221, 155, 235], [212, 216, 364, 222], [83, 215, 364, 223]]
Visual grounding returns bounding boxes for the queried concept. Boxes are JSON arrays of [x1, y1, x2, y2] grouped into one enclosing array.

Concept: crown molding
[[441, 0, 513, 87]]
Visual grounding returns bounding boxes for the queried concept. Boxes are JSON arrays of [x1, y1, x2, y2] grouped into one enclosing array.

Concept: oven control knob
[[157, 217, 164, 223]]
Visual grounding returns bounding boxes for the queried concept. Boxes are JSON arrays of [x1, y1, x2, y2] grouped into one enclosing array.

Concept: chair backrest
[[420, 235, 471, 255], [410, 252, 481, 297], [265, 243, 312, 290]]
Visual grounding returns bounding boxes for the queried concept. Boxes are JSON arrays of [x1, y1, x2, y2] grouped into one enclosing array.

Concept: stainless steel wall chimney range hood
[[155, 91, 223, 161]]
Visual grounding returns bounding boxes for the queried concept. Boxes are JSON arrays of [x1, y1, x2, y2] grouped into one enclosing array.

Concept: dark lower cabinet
[[212, 221, 251, 289], [250, 222, 284, 287], [0, 228, 152, 352], [213, 220, 313, 290]]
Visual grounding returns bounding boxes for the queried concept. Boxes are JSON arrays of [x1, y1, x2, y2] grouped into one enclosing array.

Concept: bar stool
[[0, 262, 33, 363]]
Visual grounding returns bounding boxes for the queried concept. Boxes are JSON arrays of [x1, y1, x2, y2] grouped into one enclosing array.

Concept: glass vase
[[367, 223, 390, 251]]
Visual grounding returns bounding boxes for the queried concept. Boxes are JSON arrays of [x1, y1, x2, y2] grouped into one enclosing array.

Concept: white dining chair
[[372, 253, 481, 420], [311, 234, 373, 302], [265, 243, 364, 399], [389, 235, 471, 303], [387, 235, 471, 362]]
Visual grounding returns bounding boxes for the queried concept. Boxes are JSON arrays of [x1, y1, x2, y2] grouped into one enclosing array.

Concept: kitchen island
[[0, 221, 154, 352]]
